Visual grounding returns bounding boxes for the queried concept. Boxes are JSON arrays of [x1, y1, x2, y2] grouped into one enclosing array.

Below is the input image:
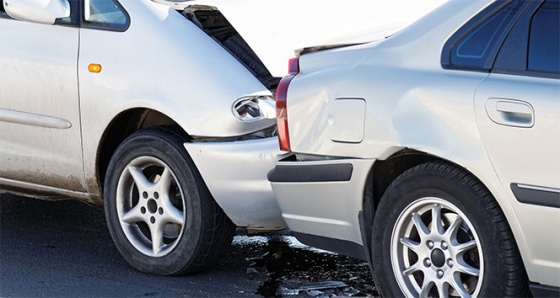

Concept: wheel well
[[368, 150, 437, 212], [361, 150, 497, 266], [360, 149, 438, 265], [97, 109, 188, 190]]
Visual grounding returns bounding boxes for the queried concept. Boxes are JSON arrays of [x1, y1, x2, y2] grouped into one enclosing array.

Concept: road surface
[[0, 193, 377, 297]]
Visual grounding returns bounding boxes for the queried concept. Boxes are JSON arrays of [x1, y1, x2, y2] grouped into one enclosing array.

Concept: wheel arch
[[360, 150, 510, 268], [96, 108, 188, 194], [361, 149, 536, 287], [364, 156, 528, 297], [365, 149, 440, 218]]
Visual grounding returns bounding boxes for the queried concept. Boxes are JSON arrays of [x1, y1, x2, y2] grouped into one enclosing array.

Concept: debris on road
[[231, 229, 379, 297]]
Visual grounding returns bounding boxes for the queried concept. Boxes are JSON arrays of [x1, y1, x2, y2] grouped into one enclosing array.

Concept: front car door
[[0, 1, 85, 192]]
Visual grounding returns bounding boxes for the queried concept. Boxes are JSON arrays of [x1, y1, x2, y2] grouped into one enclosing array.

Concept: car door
[[0, 3, 85, 191], [474, 0, 560, 286]]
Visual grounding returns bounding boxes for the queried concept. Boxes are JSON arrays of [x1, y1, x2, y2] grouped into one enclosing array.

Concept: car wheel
[[104, 126, 235, 275], [372, 161, 529, 297]]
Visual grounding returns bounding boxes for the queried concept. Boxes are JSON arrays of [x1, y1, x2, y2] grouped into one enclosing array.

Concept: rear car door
[[474, 0, 560, 286], [0, 2, 85, 191]]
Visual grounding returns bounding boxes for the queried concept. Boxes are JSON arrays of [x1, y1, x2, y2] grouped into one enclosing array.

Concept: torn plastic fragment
[[298, 281, 348, 291], [341, 287, 361, 296], [306, 289, 324, 296], [278, 281, 349, 296], [278, 286, 300, 296]]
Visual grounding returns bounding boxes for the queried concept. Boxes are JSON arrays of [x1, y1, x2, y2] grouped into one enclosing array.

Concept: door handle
[[486, 98, 534, 128]]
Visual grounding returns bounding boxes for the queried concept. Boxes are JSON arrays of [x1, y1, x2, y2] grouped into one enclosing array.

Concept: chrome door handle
[[486, 98, 534, 128]]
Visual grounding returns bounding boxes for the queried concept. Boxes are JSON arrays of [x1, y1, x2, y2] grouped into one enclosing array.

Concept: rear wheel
[[371, 161, 529, 297], [104, 127, 235, 275]]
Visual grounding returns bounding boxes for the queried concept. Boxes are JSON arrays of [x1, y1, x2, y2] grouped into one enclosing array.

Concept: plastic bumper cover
[[268, 158, 375, 245], [184, 137, 287, 229]]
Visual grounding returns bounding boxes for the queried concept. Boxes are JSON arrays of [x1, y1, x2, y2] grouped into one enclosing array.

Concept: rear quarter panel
[[283, 0, 538, 280]]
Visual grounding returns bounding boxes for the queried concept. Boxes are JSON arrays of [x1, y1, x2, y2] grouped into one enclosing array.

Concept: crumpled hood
[[155, 0, 447, 77]]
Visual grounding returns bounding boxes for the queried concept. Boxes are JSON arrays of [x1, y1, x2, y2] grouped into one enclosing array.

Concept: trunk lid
[[154, 0, 447, 77]]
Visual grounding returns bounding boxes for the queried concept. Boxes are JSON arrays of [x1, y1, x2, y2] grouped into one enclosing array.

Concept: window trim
[[441, 0, 530, 72], [54, 0, 81, 27], [80, 0, 131, 32], [492, 0, 560, 79], [526, 0, 559, 75]]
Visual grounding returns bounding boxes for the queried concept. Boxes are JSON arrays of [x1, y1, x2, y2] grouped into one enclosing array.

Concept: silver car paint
[[0, 19, 85, 191], [3, 0, 70, 24], [184, 137, 286, 228], [475, 74, 560, 285], [270, 0, 559, 286], [271, 158, 375, 244], [0, 0, 285, 228]]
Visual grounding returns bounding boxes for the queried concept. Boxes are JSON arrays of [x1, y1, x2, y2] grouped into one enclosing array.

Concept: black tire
[[103, 126, 235, 275], [371, 161, 529, 297]]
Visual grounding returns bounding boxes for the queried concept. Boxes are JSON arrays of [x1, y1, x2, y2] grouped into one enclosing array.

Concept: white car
[[0, 0, 288, 275], [268, 0, 560, 296]]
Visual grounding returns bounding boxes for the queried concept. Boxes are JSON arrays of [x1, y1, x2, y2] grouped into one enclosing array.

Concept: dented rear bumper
[[184, 137, 287, 229]]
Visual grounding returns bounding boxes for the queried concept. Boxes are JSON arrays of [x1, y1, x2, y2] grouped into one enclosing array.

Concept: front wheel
[[371, 161, 529, 297], [104, 127, 235, 275]]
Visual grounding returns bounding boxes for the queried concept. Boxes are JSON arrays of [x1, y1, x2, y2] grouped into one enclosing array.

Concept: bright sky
[[190, 0, 448, 76]]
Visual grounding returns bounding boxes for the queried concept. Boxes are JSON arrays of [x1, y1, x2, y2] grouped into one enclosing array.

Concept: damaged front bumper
[[184, 136, 288, 229]]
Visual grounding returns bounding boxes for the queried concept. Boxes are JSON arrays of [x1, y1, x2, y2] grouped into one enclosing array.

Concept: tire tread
[[372, 161, 530, 297], [104, 126, 235, 276]]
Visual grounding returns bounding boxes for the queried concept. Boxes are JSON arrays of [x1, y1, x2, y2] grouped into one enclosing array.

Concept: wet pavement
[[229, 232, 378, 297], [0, 193, 380, 297]]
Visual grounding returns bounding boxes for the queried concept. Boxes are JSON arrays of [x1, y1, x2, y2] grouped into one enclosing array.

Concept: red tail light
[[276, 58, 299, 152]]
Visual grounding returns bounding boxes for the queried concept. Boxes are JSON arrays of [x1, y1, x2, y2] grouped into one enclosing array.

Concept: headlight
[[232, 95, 276, 122]]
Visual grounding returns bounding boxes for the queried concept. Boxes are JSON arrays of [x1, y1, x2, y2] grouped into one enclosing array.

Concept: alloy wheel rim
[[391, 197, 483, 297], [116, 156, 186, 257]]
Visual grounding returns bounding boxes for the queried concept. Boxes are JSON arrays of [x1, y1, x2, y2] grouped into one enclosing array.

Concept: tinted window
[[83, 0, 129, 31], [454, 13, 509, 60], [528, 0, 559, 74], [442, 1, 525, 71]]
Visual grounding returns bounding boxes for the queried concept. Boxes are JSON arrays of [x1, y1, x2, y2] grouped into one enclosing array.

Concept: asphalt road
[[0, 193, 377, 297]]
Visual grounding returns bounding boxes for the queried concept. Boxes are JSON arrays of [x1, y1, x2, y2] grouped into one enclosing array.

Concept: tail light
[[276, 57, 299, 151]]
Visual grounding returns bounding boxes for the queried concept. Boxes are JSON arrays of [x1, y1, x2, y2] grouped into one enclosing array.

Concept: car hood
[[154, 0, 447, 77]]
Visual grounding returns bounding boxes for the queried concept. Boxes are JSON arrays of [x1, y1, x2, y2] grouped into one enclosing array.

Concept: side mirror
[[4, 0, 70, 25]]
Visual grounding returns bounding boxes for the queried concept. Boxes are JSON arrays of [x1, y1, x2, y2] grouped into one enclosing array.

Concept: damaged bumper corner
[[268, 157, 376, 246], [184, 136, 288, 229]]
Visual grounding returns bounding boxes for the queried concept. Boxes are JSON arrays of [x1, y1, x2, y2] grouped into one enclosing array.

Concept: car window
[[528, 0, 559, 74], [441, 1, 525, 71], [83, 0, 129, 31]]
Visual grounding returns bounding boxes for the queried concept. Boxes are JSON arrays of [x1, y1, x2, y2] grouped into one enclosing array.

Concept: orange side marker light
[[88, 63, 102, 73]]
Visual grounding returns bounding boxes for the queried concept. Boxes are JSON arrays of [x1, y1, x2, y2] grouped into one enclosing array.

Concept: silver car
[[268, 0, 560, 296], [0, 0, 287, 275]]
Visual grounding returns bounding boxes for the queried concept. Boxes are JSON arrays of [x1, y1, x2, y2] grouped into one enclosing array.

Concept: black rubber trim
[[530, 283, 560, 297], [511, 183, 560, 208], [358, 211, 375, 277], [268, 163, 353, 183], [291, 231, 367, 260]]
